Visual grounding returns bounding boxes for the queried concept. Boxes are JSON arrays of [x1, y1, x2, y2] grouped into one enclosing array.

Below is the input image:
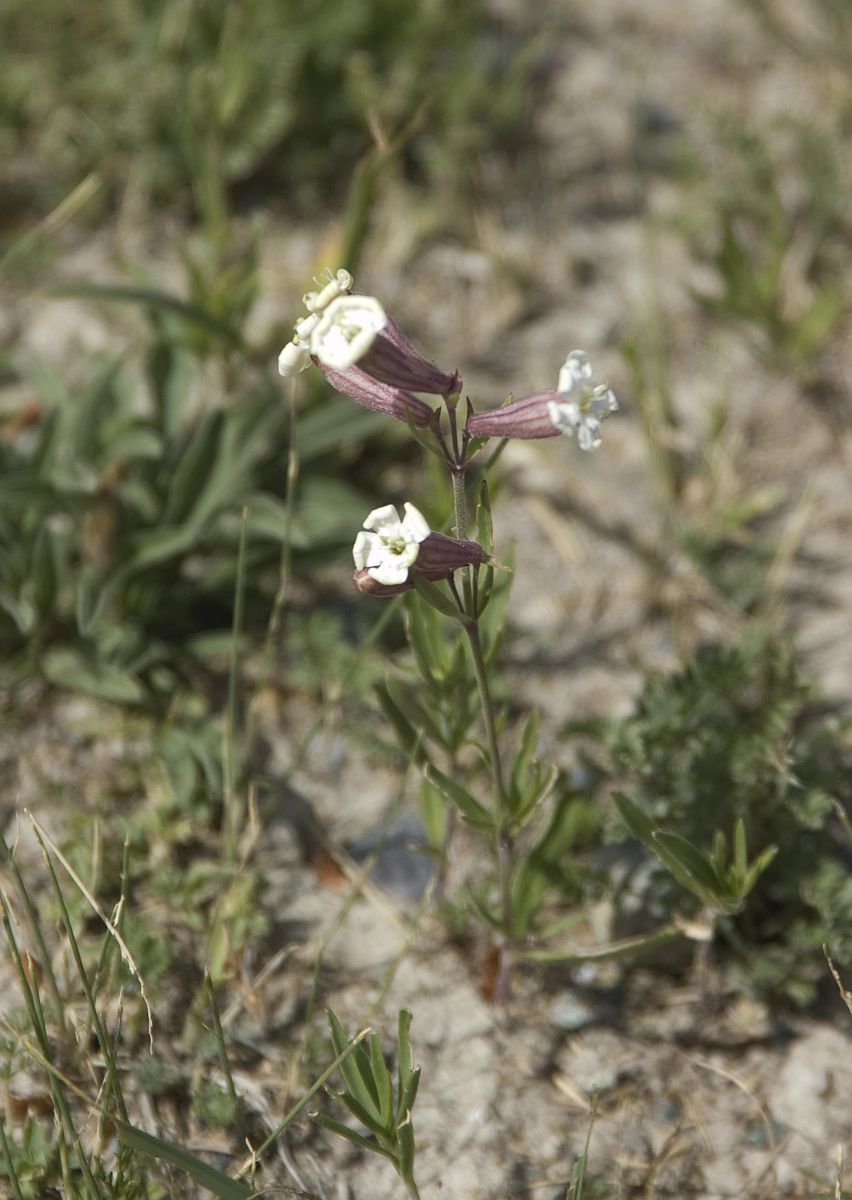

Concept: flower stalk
[[280, 266, 620, 1003]]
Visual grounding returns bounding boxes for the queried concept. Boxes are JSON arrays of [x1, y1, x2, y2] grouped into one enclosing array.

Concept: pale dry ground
[[3, 0, 852, 1197]]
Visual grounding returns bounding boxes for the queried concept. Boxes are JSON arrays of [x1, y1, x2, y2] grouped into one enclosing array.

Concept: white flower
[[310, 295, 388, 371], [547, 350, 619, 451], [352, 502, 431, 586], [278, 268, 357, 377]]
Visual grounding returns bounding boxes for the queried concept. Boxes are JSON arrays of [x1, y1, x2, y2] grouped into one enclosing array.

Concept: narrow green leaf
[[653, 832, 724, 898], [520, 921, 684, 964], [742, 844, 778, 897], [125, 525, 197, 572], [311, 1114, 395, 1162], [410, 574, 462, 619], [49, 283, 243, 346], [237, 1025, 371, 1172], [426, 765, 494, 830], [376, 684, 426, 765], [792, 284, 845, 362], [0, 1118, 26, 1200], [613, 792, 656, 844], [382, 677, 444, 754], [405, 597, 450, 679], [163, 410, 224, 526], [327, 1011, 383, 1128], [75, 567, 110, 637], [509, 710, 540, 811], [399, 1065, 420, 1120], [711, 829, 727, 876], [513, 763, 558, 829], [42, 649, 145, 705], [397, 1112, 416, 1184], [368, 1034, 394, 1131], [396, 1010, 420, 1124], [329, 1088, 387, 1137], [419, 777, 447, 851], [298, 396, 385, 461], [475, 479, 494, 556], [31, 523, 62, 618], [115, 1119, 250, 1199], [733, 818, 748, 877]]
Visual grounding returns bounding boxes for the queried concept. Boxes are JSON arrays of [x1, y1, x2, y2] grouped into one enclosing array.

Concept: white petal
[[310, 295, 387, 370], [400, 502, 431, 543], [369, 560, 410, 586], [294, 312, 319, 339], [548, 399, 580, 435], [557, 349, 592, 396], [577, 418, 602, 451], [396, 541, 422, 570], [352, 530, 379, 570], [362, 504, 403, 534], [278, 342, 311, 376], [591, 386, 619, 416]]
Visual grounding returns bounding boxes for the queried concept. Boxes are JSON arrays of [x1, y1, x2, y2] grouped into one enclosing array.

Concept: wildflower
[[279, 269, 459, 399], [549, 350, 619, 451], [352, 503, 485, 593], [312, 296, 459, 396], [278, 268, 353, 377], [467, 350, 618, 451], [353, 503, 431, 587], [310, 295, 388, 371]]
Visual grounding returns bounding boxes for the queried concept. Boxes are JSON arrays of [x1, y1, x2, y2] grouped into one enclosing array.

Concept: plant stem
[[450, 461, 515, 994], [463, 620, 508, 815], [463, 616, 514, 998]]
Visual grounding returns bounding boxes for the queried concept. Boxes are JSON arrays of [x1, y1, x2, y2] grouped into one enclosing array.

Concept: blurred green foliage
[[0, 300, 381, 699], [690, 121, 850, 368], [0, 0, 537, 221]]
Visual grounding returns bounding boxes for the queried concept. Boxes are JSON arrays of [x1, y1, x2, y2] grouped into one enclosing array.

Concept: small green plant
[[276, 269, 668, 999], [0, 821, 384, 1198], [316, 1009, 422, 1200], [691, 123, 848, 369], [1, 0, 538, 222], [0, 309, 378, 700], [578, 631, 852, 1003]]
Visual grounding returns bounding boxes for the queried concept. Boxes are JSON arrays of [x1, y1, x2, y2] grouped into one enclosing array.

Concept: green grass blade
[[114, 1120, 250, 1199], [235, 1025, 370, 1177]]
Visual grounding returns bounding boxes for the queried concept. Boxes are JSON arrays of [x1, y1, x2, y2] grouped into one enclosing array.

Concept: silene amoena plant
[[279, 269, 775, 1009], [277, 267, 789, 1193], [279, 268, 625, 997]]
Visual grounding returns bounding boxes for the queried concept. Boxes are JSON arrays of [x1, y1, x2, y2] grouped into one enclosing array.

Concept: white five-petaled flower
[[547, 350, 619, 452], [310, 294, 388, 371], [352, 503, 431, 586]]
